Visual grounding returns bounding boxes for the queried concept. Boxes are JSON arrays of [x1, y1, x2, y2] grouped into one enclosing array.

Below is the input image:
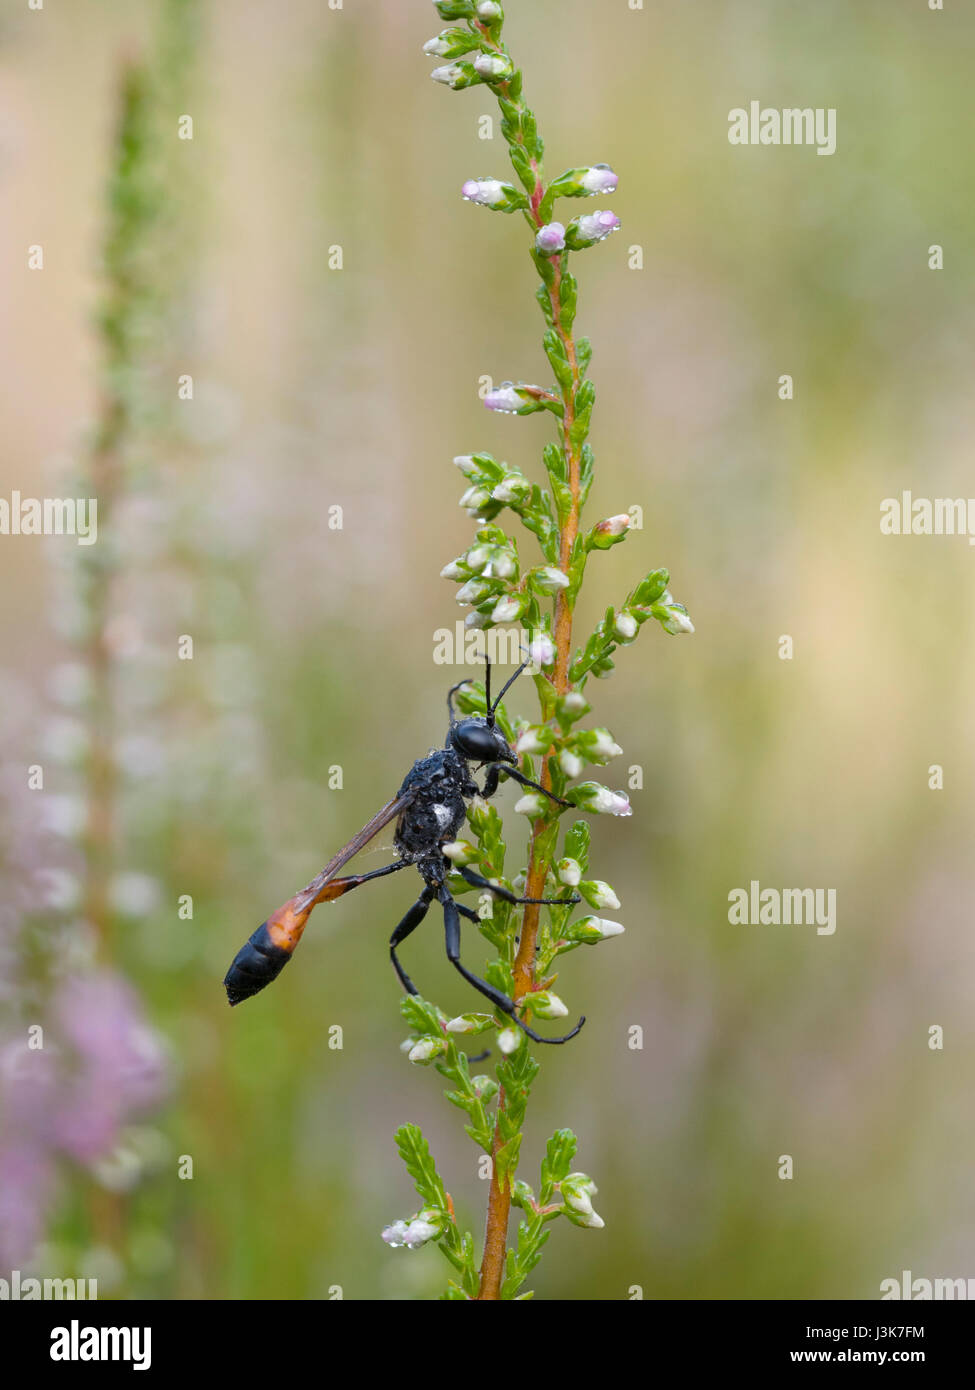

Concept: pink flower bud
[[535, 221, 566, 254]]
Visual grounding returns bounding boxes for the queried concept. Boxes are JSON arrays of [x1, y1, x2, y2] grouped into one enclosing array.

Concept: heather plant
[[381, 1, 693, 1301], [0, 52, 175, 1274]]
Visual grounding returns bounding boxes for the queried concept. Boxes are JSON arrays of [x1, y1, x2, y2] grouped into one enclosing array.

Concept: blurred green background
[[1, 0, 974, 1300]]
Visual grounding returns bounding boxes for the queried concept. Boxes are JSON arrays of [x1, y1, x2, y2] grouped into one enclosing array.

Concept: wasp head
[[449, 717, 514, 766]]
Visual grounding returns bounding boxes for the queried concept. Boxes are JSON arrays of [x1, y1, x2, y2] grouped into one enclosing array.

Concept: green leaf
[[394, 1124, 447, 1208], [563, 820, 590, 872], [540, 1128, 578, 1198]]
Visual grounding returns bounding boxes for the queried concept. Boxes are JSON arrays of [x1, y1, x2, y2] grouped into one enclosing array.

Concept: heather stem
[[476, 69, 586, 1315]]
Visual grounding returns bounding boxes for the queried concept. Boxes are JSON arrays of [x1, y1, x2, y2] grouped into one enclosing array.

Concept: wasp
[[223, 658, 585, 1044]]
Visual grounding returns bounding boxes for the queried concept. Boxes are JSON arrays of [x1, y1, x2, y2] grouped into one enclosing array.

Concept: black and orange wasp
[[223, 657, 585, 1044]]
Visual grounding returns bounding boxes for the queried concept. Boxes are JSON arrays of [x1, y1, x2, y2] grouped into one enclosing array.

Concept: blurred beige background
[[1, 0, 974, 1299]]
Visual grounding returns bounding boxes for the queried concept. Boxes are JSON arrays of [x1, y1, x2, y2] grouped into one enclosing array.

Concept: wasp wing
[[223, 790, 416, 1005], [292, 791, 416, 912]]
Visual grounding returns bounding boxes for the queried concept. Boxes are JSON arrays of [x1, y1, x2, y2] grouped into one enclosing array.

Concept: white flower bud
[[430, 63, 466, 88], [560, 748, 583, 779], [530, 991, 569, 1019], [590, 729, 623, 759], [442, 839, 478, 865], [408, 1037, 445, 1064], [465, 544, 492, 570], [440, 559, 466, 580], [557, 857, 582, 887], [593, 918, 624, 938], [492, 595, 524, 623], [459, 484, 491, 512], [528, 633, 557, 669], [581, 163, 619, 195], [614, 612, 638, 640], [446, 1014, 486, 1034], [589, 786, 632, 816], [381, 1220, 410, 1247], [404, 1214, 441, 1248], [423, 36, 450, 57], [533, 567, 570, 594], [562, 1174, 600, 1226], [661, 606, 695, 635], [516, 728, 545, 755], [497, 1027, 521, 1055], [582, 880, 621, 911], [453, 454, 479, 477], [491, 473, 532, 504], [473, 52, 512, 79], [568, 915, 625, 944], [456, 578, 493, 605], [514, 793, 544, 817], [574, 209, 621, 244], [461, 177, 507, 207], [476, 1, 503, 17], [483, 382, 522, 412]]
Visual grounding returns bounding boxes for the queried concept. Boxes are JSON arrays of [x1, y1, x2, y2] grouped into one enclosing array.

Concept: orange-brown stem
[[477, 256, 584, 1302]]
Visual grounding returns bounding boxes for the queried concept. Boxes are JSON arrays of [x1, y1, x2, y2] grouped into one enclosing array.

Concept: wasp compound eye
[[450, 718, 509, 764]]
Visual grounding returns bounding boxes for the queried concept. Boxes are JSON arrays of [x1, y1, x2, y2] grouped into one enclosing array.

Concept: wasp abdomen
[[223, 922, 293, 1005]]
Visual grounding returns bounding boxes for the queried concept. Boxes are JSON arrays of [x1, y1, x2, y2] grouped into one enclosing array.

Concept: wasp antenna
[[446, 677, 473, 724], [512, 1011, 586, 1046], [488, 656, 532, 721]]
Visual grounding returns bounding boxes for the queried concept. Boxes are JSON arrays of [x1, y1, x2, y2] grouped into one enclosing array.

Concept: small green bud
[[586, 513, 631, 550], [561, 1173, 604, 1228], [430, 61, 484, 90], [558, 691, 590, 724], [446, 1012, 497, 1035], [442, 839, 479, 866], [492, 592, 527, 623], [633, 568, 669, 605], [491, 471, 532, 505], [408, 1036, 447, 1064], [557, 857, 582, 886], [579, 879, 621, 911], [529, 566, 570, 595], [511, 1179, 535, 1210], [472, 51, 513, 81], [563, 915, 624, 944], [651, 596, 695, 635], [434, 1, 475, 22], [527, 990, 569, 1020], [547, 164, 619, 199], [423, 28, 478, 59], [471, 1074, 499, 1102]]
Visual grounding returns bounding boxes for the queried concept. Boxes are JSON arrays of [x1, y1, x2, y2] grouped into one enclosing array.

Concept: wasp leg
[[312, 858, 411, 906], [480, 762, 573, 809], [450, 904, 493, 1062], [455, 865, 581, 907], [390, 885, 436, 996], [439, 887, 585, 1046]]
